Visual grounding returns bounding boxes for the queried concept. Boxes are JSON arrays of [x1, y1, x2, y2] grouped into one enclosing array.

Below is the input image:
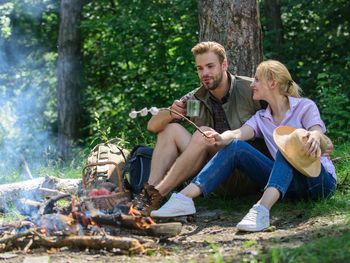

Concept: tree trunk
[[264, 0, 284, 50], [57, 0, 84, 159], [197, 0, 263, 77]]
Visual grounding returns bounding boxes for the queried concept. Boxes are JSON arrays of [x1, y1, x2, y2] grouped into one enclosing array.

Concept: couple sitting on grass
[[149, 59, 336, 232], [132, 41, 336, 232]]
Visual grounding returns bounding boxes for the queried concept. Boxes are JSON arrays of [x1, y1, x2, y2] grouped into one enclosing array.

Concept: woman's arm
[[204, 125, 255, 147]]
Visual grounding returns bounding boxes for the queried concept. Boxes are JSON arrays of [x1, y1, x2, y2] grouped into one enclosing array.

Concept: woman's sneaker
[[236, 204, 270, 232], [150, 193, 196, 217]]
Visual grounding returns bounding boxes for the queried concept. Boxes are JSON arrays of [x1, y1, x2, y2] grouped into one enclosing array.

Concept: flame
[[128, 205, 141, 216], [146, 216, 156, 225], [126, 205, 157, 229]]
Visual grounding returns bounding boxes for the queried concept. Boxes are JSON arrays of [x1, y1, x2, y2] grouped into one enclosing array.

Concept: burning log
[[120, 214, 182, 237], [37, 193, 72, 216], [36, 214, 82, 236], [0, 229, 144, 253]]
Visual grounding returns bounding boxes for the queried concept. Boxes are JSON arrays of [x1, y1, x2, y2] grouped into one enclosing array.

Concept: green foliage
[[316, 73, 350, 142], [80, 0, 198, 146], [260, 0, 350, 142]]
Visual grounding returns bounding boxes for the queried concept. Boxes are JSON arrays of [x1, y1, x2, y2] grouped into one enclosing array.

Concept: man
[[133, 41, 266, 215]]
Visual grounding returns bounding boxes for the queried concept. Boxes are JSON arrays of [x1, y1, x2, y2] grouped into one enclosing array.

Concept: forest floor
[[1, 202, 349, 263]]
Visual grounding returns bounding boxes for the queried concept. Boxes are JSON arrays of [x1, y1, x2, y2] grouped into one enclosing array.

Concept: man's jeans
[[192, 140, 336, 200]]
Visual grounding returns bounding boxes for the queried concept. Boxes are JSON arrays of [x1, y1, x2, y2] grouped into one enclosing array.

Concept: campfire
[[0, 177, 182, 254]]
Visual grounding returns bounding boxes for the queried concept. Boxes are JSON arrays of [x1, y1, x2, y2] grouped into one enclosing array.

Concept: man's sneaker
[[236, 204, 270, 232], [131, 183, 164, 216], [150, 193, 196, 217]]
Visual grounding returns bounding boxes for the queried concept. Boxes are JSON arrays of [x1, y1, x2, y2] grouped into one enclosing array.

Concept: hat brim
[[273, 126, 321, 178]]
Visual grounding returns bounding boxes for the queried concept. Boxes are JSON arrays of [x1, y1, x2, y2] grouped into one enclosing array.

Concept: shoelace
[[242, 208, 259, 222]]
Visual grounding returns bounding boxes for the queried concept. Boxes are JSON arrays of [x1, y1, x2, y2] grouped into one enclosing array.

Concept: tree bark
[[197, 0, 263, 76], [57, 0, 84, 159]]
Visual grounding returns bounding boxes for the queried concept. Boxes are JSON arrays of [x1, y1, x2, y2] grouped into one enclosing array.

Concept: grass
[[266, 228, 350, 263]]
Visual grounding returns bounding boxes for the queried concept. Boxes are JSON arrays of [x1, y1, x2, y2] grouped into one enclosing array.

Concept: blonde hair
[[256, 60, 302, 97], [191, 41, 227, 64]]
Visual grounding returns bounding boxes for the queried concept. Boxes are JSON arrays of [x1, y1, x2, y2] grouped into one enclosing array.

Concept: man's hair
[[191, 41, 226, 64], [257, 60, 302, 98]]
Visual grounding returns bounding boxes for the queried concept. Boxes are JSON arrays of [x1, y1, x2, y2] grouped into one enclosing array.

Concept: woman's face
[[251, 72, 269, 101]]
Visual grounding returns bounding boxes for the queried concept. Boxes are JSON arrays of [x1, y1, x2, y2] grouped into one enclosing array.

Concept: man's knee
[[189, 126, 213, 146], [157, 123, 188, 140]]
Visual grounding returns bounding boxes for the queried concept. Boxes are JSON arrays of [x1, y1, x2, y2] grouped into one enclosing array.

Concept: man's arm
[[307, 125, 334, 158], [147, 99, 187, 133], [147, 109, 173, 133]]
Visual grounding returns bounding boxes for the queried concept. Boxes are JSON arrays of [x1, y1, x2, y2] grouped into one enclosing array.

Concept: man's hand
[[170, 99, 187, 119]]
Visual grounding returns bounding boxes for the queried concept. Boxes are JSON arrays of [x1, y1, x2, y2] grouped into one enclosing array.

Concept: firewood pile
[[0, 177, 182, 255]]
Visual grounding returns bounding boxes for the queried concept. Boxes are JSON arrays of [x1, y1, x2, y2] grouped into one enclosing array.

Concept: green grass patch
[[264, 229, 350, 263]]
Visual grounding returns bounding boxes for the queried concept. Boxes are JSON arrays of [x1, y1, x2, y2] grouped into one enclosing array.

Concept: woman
[[150, 60, 336, 232]]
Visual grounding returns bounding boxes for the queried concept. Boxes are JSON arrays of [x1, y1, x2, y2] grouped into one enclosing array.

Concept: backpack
[[123, 145, 153, 195], [82, 142, 129, 193]]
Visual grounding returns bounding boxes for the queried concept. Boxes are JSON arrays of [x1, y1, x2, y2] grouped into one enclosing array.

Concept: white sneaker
[[236, 204, 270, 232], [150, 193, 196, 217]]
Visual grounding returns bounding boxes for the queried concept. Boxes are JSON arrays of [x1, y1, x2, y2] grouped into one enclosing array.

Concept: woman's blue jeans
[[192, 140, 336, 200]]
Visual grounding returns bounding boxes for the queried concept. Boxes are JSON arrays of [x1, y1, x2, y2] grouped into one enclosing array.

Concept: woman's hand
[[203, 125, 255, 147], [303, 130, 322, 158], [203, 130, 224, 146]]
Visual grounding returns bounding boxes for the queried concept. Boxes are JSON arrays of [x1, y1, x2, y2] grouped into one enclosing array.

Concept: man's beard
[[202, 70, 224, 90]]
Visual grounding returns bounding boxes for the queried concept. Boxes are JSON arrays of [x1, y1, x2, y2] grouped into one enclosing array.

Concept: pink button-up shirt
[[245, 96, 336, 179]]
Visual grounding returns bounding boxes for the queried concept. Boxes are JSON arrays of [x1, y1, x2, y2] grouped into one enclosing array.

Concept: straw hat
[[273, 126, 321, 177]]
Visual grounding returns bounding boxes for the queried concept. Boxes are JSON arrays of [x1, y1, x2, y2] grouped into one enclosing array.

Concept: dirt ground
[[1, 205, 348, 263]]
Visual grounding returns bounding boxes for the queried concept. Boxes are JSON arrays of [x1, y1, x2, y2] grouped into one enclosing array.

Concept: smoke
[[0, 1, 58, 183]]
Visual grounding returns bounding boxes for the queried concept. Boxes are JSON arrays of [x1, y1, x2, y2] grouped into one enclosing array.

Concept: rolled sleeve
[[245, 114, 263, 138], [301, 99, 326, 132]]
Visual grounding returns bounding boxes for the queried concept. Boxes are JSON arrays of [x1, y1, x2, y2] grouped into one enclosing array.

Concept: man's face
[[195, 51, 227, 91]]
